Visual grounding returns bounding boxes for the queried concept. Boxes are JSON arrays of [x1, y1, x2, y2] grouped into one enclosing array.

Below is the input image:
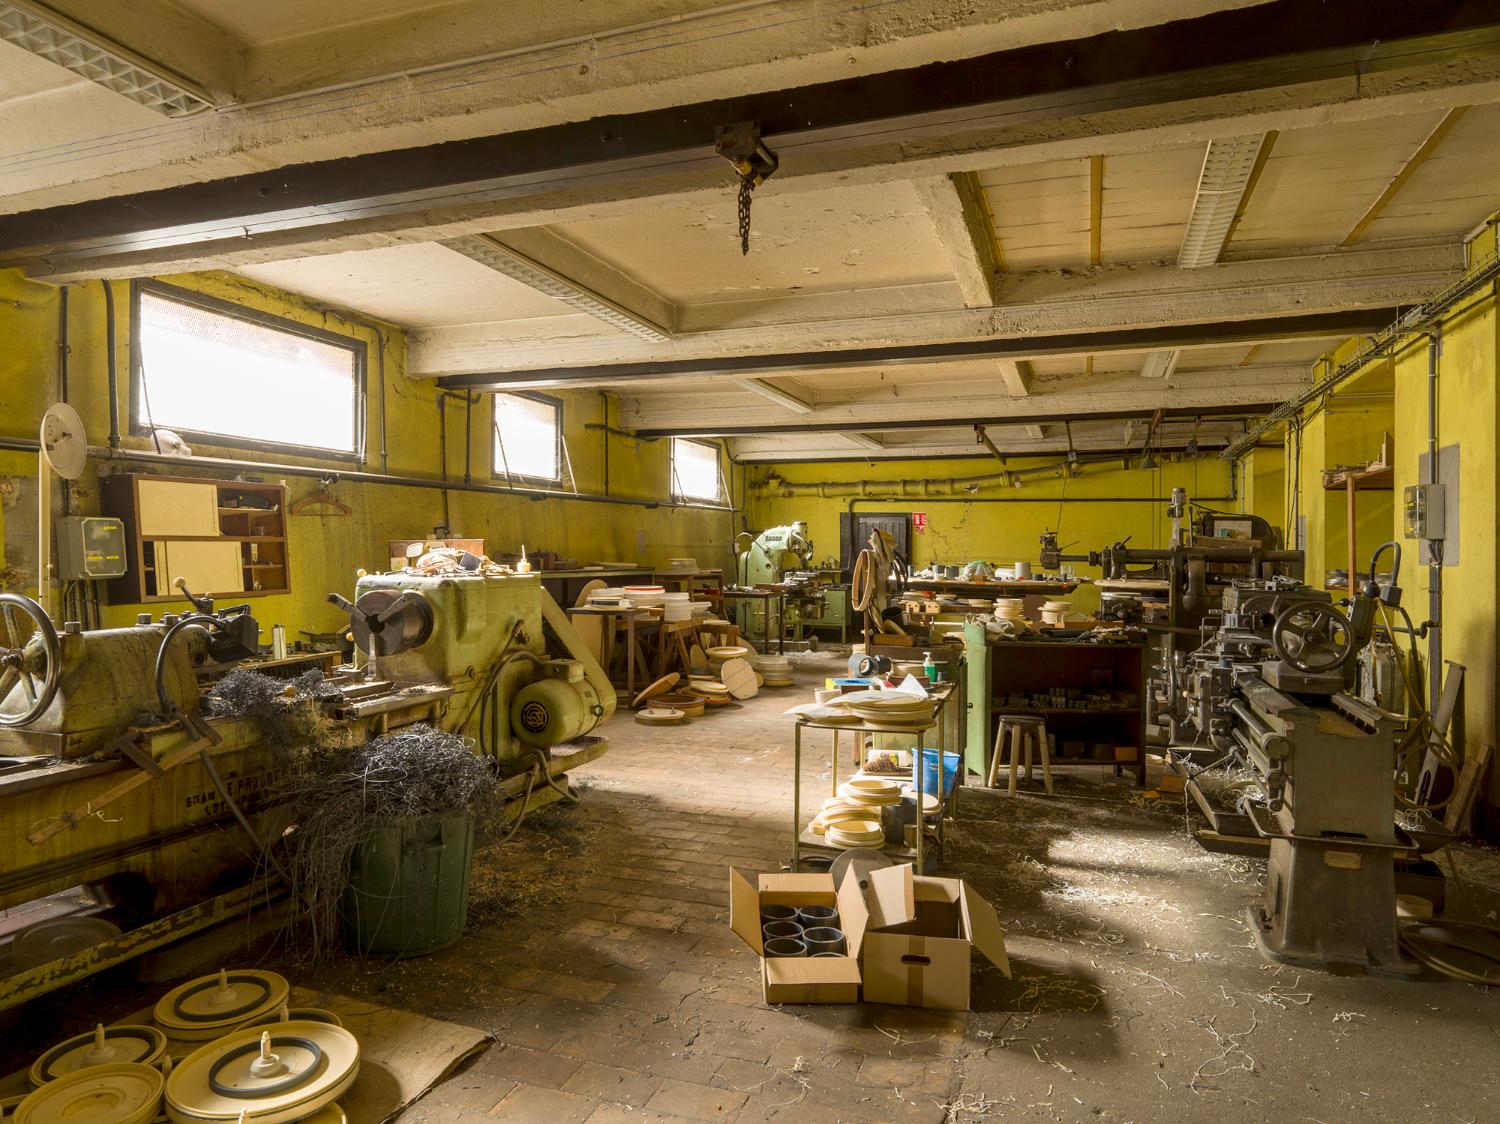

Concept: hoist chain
[[715, 121, 778, 257], [737, 177, 755, 256]]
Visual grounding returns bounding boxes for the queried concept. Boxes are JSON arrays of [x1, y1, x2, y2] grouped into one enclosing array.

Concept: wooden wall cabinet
[[101, 474, 290, 603]]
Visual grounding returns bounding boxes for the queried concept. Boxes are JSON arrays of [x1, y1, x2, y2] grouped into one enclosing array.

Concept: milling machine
[[0, 569, 613, 1009], [1166, 560, 1425, 975], [732, 522, 828, 643]]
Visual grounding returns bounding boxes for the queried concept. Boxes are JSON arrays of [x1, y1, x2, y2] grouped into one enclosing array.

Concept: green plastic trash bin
[[343, 808, 475, 958]]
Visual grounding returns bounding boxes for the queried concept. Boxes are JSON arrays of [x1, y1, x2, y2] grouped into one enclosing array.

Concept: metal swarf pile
[[275, 724, 500, 961], [202, 668, 343, 750]]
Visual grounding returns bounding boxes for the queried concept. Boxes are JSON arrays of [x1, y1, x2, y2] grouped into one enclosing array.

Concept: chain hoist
[[714, 122, 778, 255]]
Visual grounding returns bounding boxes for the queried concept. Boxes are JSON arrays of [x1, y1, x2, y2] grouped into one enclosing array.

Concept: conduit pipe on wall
[[753, 451, 1206, 498], [0, 437, 737, 514], [101, 280, 120, 450], [1425, 329, 1443, 716]]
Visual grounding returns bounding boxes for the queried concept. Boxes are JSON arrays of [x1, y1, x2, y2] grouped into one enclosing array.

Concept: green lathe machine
[[0, 569, 613, 1010]]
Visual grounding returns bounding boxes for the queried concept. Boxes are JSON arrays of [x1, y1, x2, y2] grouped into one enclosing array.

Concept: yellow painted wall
[[1390, 285, 1496, 828], [0, 268, 739, 639], [1238, 446, 1285, 535], [1267, 221, 1498, 835], [747, 454, 1237, 614]]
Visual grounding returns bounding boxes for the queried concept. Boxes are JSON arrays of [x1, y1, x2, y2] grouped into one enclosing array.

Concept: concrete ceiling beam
[[8, 2, 1500, 279], [419, 244, 1451, 383], [911, 172, 1003, 307], [619, 368, 1308, 437], [731, 425, 1242, 462], [997, 360, 1033, 397]]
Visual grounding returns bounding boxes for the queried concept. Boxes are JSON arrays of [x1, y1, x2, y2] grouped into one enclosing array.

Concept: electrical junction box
[[1403, 484, 1445, 540], [56, 516, 127, 580]]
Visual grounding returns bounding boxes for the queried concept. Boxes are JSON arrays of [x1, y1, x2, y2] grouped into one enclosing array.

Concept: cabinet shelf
[[102, 474, 292, 604]]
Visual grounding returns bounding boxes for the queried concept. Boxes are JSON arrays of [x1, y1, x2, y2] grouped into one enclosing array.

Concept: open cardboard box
[[730, 870, 867, 1004], [729, 864, 1010, 1009], [861, 862, 1010, 1010]]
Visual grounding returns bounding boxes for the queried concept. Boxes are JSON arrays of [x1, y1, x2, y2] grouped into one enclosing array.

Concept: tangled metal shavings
[[202, 668, 343, 750], [273, 723, 503, 962]]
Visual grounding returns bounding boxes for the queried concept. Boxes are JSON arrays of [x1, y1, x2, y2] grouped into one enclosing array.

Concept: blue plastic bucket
[[915, 749, 960, 799]]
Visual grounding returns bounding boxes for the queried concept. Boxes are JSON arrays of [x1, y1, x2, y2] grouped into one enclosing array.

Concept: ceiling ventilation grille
[[0, 1, 214, 117], [442, 235, 670, 342], [1177, 134, 1266, 269]]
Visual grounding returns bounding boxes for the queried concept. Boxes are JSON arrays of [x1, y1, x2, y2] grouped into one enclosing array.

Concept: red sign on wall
[[912, 512, 927, 534]]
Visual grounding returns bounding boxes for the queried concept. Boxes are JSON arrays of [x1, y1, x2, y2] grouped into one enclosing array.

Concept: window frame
[[670, 437, 724, 504], [129, 280, 368, 462], [491, 391, 565, 486]]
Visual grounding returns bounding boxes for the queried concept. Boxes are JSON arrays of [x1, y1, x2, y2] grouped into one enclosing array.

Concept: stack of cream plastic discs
[[824, 818, 885, 850], [993, 599, 1027, 624], [31, 1024, 168, 1086], [839, 777, 902, 809], [848, 695, 934, 726], [154, 971, 290, 1042], [752, 655, 794, 687], [14, 1062, 164, 1124], [164, 1022, 358, 1124]]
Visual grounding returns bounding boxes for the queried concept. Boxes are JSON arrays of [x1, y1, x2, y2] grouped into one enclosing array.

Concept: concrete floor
[[6, 651, 1497, 1121], [298, 651, 1499, 1123]]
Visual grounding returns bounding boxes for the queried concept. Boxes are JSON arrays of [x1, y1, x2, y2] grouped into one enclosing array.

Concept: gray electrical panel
[[1403, 483, 1445, 539], [56, 517, 128, 580]]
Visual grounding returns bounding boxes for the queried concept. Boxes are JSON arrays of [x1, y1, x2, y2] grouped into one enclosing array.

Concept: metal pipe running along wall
[[0, 438, 737, 514], [750, 451, 1223, 497]]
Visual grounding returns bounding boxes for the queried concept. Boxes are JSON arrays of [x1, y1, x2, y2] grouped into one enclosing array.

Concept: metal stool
[[987, 715, 1053, 795]]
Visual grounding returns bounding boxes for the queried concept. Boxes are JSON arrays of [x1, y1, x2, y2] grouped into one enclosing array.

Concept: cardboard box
[[860, 864, 1010, 1010], [729, 870, 865, 1004], [729, 864, 1010, 1010]]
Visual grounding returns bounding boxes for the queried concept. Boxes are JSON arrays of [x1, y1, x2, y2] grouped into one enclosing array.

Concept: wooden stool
[[987, 716, 1053, 795]]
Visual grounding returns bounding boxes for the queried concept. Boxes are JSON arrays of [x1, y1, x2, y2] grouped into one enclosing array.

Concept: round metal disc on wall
[[717, 658, 759, 700], [39, 403, 88, 481], [12, 917, 122, 969], [164, 1021, 358, 1123], [15, 1062, 163, 1124], [154, 971, 290, 1042], [32, 1024, 169, 1087]]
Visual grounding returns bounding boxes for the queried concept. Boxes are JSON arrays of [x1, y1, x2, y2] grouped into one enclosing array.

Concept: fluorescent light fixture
[[0, 0, 215, 117], [734, 378, 813, 413], [1177, 133, 1267, 268], [1140, 350, 1181, 380], [443, 235, 670, 342]]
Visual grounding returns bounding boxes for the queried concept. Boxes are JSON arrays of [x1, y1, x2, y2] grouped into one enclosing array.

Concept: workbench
[[538, 566, 654, 607], [906, 578, 1080, 599], [722, 588, 787, 654]]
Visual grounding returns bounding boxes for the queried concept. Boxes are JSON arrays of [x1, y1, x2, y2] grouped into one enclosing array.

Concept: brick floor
[[290, 651, 1500, 1123]]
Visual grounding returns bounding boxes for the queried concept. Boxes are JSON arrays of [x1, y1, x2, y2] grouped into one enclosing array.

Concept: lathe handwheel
[[0, 593, 60, 727], [1271, 602, 1353, 673]]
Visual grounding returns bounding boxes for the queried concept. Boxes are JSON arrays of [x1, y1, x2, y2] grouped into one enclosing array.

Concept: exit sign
[[913, 512, 927, 534]]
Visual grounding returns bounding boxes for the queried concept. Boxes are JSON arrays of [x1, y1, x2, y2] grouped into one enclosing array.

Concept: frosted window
[[494, 394, 561, 482], [136, 289, 361, 453], [672, 438, 721, 502]]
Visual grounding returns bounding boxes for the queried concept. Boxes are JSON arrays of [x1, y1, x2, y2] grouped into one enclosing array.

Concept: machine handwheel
[[1271, 602, 1353, 673], [0, 592, 61, 726]]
